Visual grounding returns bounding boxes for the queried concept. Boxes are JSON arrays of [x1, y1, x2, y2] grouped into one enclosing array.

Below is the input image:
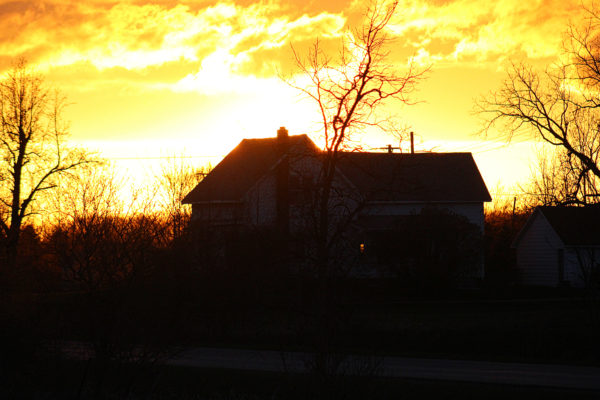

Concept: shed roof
[[539, 206, 600, 246]]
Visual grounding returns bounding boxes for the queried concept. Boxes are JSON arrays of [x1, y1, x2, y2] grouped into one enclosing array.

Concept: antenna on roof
[[378, 130, 417, 154], [376, 145, 400, 153]]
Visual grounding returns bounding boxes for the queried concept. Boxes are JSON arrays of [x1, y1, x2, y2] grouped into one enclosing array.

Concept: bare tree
[[0, 59, 92, 270], [48, 164, 165, 290], [477, 7, 600, 205], [478, 11, 600, 357], [286, 0, 426, 277], [45, 165, 183, 398], [155, 157, 207, 242], [284, 0, 427, 381], [520, 145, 600, 207]]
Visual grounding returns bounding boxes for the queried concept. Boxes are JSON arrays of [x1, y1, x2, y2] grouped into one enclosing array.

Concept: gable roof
[[182, 134, 491, 204], [182, 134, 318, 203], [337, 152, 491, 202]]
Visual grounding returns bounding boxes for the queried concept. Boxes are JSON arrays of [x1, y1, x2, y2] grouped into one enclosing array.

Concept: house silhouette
[[183, 127, 491, 279]]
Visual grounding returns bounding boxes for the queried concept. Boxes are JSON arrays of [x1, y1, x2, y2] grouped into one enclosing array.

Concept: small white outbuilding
[[512, 206, 600, 288]]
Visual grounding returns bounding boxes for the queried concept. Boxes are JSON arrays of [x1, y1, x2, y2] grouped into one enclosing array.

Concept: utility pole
[[511, 196, 517, 229]]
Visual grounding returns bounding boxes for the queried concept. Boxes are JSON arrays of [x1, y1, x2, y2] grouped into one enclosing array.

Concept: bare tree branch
[[0, 58, 96, 269], [476, 19, 600, 206], [282, 0, 428, 283]]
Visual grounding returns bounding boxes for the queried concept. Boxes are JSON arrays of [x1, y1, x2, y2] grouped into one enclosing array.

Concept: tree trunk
[[5, 223, 21, 270]]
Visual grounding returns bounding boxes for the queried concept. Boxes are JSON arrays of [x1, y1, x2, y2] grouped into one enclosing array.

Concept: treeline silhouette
[[1, 185, 531, 318]]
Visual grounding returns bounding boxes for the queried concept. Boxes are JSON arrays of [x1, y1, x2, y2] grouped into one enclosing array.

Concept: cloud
[[0, 0, 591, 97], [387, 0, 587, 67], [0, 1, 347, 95]]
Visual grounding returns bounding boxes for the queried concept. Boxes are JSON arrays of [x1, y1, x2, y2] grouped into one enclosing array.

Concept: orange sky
[[0, 0, 589, 200]]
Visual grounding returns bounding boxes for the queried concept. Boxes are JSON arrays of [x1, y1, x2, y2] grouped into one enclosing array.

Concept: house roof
[[512, 205, 600, 248], [182, 134, 491, 204], [538, 206, 600, 246], [182, 134, 318, 203], [337, 152, 491, 202]]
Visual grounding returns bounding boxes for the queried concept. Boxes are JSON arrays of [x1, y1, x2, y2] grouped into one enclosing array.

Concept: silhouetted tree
[[519, 145, 599, 207], [48, 165, 163, 290], [155, 157, 207, 243], [477, 6, 600, 206], [0, 59, 92, 271], [285, 0, 427, 381], [286, 0, 426, 279], [484, 200, 530, 288], [44, 165, 187, 397]]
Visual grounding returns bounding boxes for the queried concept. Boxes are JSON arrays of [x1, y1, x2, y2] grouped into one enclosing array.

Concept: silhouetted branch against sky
[[154, 156, 207, 241], [282, 0, 429, 284], [0, 58, 96, 268], [286, 0, 428, 154], [278, 3, 431, 370], [48, 165, 168, 291], [476, 6, 600, 206]]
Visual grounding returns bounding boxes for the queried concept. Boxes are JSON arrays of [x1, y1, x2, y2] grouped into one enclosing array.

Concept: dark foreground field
[[2, 283, 599, 398], [177, 290, 600, 366]]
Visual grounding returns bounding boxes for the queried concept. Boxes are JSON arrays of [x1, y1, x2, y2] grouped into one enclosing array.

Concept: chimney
[[410, 131, 414, 154], [276, 126, 290, 236], [277, 126, 289, 155], [277, 126, 288, 140]]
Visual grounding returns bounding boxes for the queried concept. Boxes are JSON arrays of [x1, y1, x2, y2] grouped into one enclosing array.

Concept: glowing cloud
[[388, 0, 586, 66], [0, 0, 592, 192]]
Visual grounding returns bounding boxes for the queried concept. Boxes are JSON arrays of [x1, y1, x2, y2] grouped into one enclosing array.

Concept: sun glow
[[0, 0, 591, 204]]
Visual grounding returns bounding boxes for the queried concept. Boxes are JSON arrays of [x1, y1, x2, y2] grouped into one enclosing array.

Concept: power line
[[462, 137, 530, 153], [475, 143, 513, 154], [445, 126, 533, 153]]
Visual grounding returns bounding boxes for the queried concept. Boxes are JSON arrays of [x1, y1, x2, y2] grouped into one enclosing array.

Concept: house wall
[[361, 202, 485, 231], [565, 249, 582, 288], [565, 247, 600, 288], [515, 212, 564, 287]]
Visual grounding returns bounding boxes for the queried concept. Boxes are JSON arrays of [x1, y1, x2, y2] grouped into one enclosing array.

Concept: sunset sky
[[0, 0, 589, 199]]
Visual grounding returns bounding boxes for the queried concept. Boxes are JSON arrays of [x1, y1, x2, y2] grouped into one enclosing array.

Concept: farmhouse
[[512, 206, 600, 288], [183, 127, 491, 279]]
